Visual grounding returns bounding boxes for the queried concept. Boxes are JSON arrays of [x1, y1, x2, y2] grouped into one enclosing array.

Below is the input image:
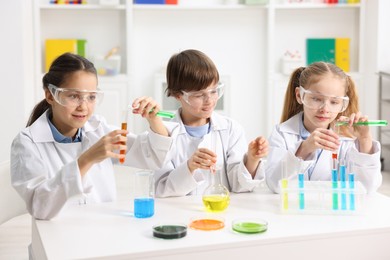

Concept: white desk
[[32, 186, 390, 260]]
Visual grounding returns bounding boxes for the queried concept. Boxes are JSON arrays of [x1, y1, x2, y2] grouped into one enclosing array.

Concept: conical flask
[[202, 165, 230, 212]]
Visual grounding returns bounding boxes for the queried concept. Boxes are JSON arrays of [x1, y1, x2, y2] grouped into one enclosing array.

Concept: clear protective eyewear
[[48, 84, 104, 108], [181, 82, 224, 106], [299, 86, 349, 113]]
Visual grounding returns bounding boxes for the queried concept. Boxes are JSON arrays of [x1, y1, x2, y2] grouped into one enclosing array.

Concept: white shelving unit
[[379, 71, 390, 170], [265, 1, 365, 131], [32, 0, 368, 138]]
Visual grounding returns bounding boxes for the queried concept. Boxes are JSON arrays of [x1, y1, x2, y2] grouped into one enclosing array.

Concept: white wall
[[0, 1, 34, 162]]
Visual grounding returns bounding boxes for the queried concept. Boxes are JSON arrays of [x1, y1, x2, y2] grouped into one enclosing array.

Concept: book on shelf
[[306, 38, 350, 72], [45, 39, 87, 72]]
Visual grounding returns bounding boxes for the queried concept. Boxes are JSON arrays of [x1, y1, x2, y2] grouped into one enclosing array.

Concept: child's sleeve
[[10, 133, 84, 220], [124, 130, 173, 170]]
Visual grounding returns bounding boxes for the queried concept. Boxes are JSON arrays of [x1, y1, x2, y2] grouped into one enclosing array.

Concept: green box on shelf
[[306, 38, 335, 65], [244, 0, 268, 4]]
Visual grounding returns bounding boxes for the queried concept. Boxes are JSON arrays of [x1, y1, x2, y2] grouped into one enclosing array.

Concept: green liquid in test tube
[[335, 120, 388, 127], [146, 107, 175, 119], [156, 111, 175, 119]]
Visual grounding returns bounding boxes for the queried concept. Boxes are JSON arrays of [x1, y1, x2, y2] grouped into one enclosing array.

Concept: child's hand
[[245, 136, 268, 177], [187, 148, 217, 173], [338, 112, 371, 139], [132, 97, 169, 136], [297, 128, 340, 159], [248, 136, 268, 161], [78, 129, 128, 176], [338, 112, 373, 154], [132, 96, 160, 119]]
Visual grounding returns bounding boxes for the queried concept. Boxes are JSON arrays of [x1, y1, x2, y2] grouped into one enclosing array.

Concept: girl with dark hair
[[11, 53, 172, 220], [266, 62, 382, 194]]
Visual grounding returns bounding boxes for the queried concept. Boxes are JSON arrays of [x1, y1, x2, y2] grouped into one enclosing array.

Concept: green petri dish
[[153, 224, 187, 239], [232, 219, 268, 234]]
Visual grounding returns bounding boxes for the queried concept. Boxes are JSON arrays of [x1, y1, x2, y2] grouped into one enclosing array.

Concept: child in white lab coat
[[11, 53, 172, 220], [154, 49, 268, 197], [265, 62, 382, 193]]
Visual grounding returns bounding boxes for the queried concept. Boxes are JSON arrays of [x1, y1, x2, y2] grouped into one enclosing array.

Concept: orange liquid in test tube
[[119, 122, 127, 164]]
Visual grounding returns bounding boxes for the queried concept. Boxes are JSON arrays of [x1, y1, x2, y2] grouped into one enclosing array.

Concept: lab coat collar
[[29, 111, 55, 143], [165, 108, 229, 136], [29, 110, 101, 143], [279, 112, 302, 136]]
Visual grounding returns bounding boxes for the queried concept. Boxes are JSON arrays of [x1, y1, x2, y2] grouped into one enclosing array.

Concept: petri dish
[[153, 224, 187, 239], [189, 216, 225, 231], [232, 218, 268, 234]]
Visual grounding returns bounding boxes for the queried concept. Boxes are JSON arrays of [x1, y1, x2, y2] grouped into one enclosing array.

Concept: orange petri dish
[[189, 218, 225, 231]]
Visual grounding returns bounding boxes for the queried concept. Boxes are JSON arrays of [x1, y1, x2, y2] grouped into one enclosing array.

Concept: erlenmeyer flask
[[202, 166, 230, 212]]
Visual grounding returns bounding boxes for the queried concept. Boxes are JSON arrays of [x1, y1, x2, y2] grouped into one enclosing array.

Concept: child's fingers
[[132, 96, 147, 108], [198, 148, 216, 157], [106, 129, 128, 138]]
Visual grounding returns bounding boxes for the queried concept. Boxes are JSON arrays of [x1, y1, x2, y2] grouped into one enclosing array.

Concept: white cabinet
[[32, 0, 369, 138]]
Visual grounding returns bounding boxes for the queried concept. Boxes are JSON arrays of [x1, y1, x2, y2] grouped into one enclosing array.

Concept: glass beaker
[[134, 169, 154, 218], [202, 166, 230, 212]]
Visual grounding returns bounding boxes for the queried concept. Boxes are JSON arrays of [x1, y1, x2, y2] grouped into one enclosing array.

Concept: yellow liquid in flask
[[202, 195, 230, 212]]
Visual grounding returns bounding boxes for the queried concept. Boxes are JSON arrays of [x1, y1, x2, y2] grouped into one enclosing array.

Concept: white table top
[[32, 182, 390, 260]]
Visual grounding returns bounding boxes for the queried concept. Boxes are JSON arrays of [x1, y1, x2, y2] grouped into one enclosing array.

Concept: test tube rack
[[278, 180, 366, 215]]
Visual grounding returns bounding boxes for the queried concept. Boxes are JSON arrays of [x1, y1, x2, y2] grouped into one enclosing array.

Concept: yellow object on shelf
[[335, 38, 350, 72], [45, 39, 86, 72]]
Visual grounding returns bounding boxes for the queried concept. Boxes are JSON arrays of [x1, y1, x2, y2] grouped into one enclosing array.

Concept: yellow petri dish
[[189, 217, 225, 231]]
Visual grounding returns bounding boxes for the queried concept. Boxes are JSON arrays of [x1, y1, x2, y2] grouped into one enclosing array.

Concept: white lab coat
[[265, 112, 382, 194], [154, 110, 264, 197], [10, 111, 172, 220]]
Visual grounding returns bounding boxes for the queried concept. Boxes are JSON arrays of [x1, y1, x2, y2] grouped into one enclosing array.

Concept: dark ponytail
[[26, 53, 97, 126]]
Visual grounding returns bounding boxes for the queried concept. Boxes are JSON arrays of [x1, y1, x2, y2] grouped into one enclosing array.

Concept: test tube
[[119, 107, 129, 164], [348, 161, 355, 211], [335, 120, 388, 127], [281, 160, 288, 211], [331, 153, 339, 210], [156, 111, 175, 119], [339, 159, 347, 210], [297, 158, 305, 210], [298, 172, 305, 210]]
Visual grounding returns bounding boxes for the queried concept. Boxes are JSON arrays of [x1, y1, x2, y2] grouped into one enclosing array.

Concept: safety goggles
[[181, 82, 224, 107], [299, 86, 349, 113], [48, 84, 104, 108]]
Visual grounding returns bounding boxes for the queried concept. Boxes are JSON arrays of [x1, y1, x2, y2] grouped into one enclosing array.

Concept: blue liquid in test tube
[[349, 173, 355, 211], [340, 164, 347, 210], [298, 173, 305, 210], [134, 198, 154, 218]]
